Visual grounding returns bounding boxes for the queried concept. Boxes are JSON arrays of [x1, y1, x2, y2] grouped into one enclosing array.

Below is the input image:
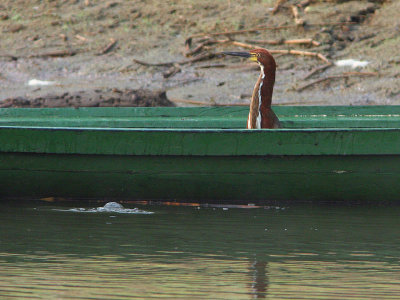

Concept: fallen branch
[[229, 40, 330, 63], [171, 98, 327, 106], [132, 58, 175, 67], [75, 34, 88, 42], [29, 50, 77, 58], [343, 71, 379, 76], [303, 63, 333, 80], [98, 38, 117, 55], [133, 53, 220, 67], [196, 64, 227, 69], [298, 0, 312, 8], [196, 63, 259, 71], [183, 52, 219, 65], [297, 72, 378, 91], [291, 5, 305, 26], [245, 38, 320, 47], [185, 39, 221, 57], [275, 100, 328, 105], [163, 66, 181, 78], [272, 49, 329, 63], [185, 26, 294, 44], [271, 0, 287, 14], [171, 98, 249, 106], [0, 54, 18, 61], [184, 22, 354, 45]]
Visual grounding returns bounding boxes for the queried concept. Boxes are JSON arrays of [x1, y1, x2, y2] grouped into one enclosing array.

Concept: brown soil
[[0, 0, 399, 106], [0, 89, 174, 108]]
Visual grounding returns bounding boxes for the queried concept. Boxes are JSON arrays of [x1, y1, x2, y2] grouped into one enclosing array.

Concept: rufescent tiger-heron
[[223, 48, 281, 129]]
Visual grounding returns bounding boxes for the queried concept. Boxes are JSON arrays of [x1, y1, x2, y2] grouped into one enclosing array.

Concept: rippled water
[[1, 201, 400, 299]]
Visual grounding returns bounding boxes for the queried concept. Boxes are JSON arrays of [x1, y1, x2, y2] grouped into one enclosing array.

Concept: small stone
[[106, 2, 118, 8], [9, 24, 25, 33]]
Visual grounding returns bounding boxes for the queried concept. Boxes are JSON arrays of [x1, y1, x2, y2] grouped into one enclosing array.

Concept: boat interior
[[0, 106, 399, 129]]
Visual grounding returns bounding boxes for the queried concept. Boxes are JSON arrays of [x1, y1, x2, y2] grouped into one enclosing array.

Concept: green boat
[[0, 106, 399, 203]]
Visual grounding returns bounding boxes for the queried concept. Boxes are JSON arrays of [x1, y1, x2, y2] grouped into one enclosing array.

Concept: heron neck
[[257, 65, 275, 108], [249, 65, 275, 128]]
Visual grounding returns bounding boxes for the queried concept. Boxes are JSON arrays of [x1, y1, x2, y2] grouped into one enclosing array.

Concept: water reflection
[[0, 201, 400, 299], [249, 260, 268, 298]]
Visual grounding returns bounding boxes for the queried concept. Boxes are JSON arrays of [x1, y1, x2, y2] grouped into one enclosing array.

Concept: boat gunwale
[[1, 125, 400, 132], [1, 125, 400, 156]]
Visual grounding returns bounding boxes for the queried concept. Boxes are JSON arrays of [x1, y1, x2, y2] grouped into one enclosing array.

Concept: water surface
[[1, 201, 399, 299]]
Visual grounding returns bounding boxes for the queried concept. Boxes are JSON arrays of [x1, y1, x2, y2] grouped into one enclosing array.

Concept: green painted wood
[[1, 106, 400, 128], [1, 106, 400, 202], [0, 153, 399, 202], [0, 126, 400, 156]]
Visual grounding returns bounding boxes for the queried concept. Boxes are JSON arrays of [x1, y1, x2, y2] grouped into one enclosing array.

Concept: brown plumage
[[223, 48, 281, 129]]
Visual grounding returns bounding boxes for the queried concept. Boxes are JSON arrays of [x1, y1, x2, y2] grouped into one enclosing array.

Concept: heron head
[[223, 48, 276, 69]]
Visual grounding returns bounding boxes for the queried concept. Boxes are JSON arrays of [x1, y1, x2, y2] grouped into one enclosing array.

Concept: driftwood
[[271, 0, 287, 14], [245, 38, 320, 47], [184, 38, 330, 64], [197, 63, 258, 71], [291, 5, 305, 26], [0, 50, 77, 60], [297, 72, 379, 91], [196, 64, 227, 69], [185, 26, 294, 45], [171, 98, 329, 106], [229, 41, 330, 63], [170, 98, 249, 106], [185, 39, 220, 57], [132, 58, 176, 67], [29, 50, 77, 58], [303, 63, 333, 80], [163, 66, 181, 78], [0, 89, 175, 108], [184, 22, 354, 45], [75, 34, 88, 42], [98, 38, 117, 55], [133, 53, 220, 67], [298, 0, 312, 8]]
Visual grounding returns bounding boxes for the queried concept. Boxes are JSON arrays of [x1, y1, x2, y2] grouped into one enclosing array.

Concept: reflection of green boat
[[1, 106, 400, 202]]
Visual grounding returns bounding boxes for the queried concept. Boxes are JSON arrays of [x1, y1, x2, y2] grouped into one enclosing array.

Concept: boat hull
[[1, 106, 399, 203], [1, 152, 398, 203]]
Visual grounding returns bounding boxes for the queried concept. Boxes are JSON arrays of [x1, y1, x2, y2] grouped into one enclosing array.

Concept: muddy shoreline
[[0, 0, 399, 106], [0, 88, 174, 108]]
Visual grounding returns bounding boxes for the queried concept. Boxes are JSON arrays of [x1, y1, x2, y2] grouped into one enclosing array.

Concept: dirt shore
[[0, 0, 399, 106]]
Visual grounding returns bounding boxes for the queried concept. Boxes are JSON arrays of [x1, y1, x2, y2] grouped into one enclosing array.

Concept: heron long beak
[[222, 52, 258, 62], [222, 51, 251, 58]]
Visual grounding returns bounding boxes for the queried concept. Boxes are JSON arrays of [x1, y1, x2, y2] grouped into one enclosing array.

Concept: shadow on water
[[1, 200, 400, 299]]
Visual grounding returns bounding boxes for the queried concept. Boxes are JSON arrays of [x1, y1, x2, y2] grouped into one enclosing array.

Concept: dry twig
[[245, 38, 320, 47], [171, 98, 328, 106], [184, 22, 354, 45], [271, 0, 287, 14], [163, 66, 181, 78], [29, 50, 77, 58], [303, 63, 333, 80], [98, 38, 117, 55], [228, 40, 330, 63], [297, 72, 378, 91], [171, 98, 249, 106], [196, 64, 227, 69], [133, 53, 220, 67], [185, 39, 220, 57], [75, 34, 88, 42], [298, 0, 312, 8], [132, 58, 175, 67], [291, 5, 305, 26]]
